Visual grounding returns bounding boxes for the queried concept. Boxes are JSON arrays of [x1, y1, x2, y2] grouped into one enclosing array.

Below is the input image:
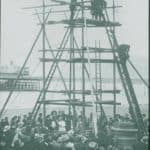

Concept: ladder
[[102, 7, 147, 137]]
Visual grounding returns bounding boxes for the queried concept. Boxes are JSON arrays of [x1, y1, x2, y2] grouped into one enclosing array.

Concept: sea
[[0, 80, 148, 120]]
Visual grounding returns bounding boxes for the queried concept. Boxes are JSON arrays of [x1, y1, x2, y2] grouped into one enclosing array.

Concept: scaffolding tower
[[0, 0, 148, 138]]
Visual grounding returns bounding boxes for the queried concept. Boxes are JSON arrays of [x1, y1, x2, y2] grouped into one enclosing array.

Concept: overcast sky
[[1, 0, 149, 79], [0, 0, 149, 109]]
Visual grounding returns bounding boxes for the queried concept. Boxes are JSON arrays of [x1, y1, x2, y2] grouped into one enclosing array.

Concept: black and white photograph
[[0, 0, 149, 150]]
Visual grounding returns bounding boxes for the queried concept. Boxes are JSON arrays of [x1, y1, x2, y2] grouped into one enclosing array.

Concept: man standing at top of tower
[[91, 0, 107, 21], [70, 0, 77, 19]]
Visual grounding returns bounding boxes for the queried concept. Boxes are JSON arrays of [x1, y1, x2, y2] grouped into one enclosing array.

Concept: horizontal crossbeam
[[47, 19, 121, 27], [38, 100, 121, 106], [40, 58, 116, 63], [46, 89, 120, 94], [0, 76, 42, 81], [38, 101, 92, 107], [39, 47, 117, 53]]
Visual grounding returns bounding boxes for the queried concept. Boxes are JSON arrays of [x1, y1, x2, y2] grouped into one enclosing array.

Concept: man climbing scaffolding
[[117, 44, 130, 64]]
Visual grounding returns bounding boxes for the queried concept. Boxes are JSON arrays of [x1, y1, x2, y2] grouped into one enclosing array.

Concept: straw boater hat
[[88, 141, 98, 150], [34, 133, 44, 143], [18, 122, 24, 127], [65, 142, 74, 149], [141, 135, 148, 144], [80, 135, 87, 143], [57, 134, 70, 143], [107, 145, 113, 150], [3, 125, 10, 132], [67, 130, 74, 136]]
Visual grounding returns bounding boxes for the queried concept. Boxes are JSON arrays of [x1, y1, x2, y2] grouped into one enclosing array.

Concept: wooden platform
[[46, 89, 120, 94], [40, 58, 116, 63], [95, 101, 121, 105], [47, 18, 121, 27], [69, 58, 116, 63], [83, 47, 117, 53], [39, 47, 117, 53], [38, 101, 92, 107]]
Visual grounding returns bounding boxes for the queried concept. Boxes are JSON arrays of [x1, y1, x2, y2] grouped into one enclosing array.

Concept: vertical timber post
[[112, 0, 116, 117], [99, 41, 103, 116], [42, 0, 46, 125], [81, 0, 86, 127], [95, 41, 98, 113], [0, 0, 1, 65], [69, 2, 76, 128]]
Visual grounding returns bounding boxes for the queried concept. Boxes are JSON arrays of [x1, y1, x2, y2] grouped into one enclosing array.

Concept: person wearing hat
[[67, 129, 75, 138], [69, 0, 77, 19], [51, 110, 57, 118], [90, 0, 95, 19], [37, 113, 43, 125], [133, 135, 148, 150], [4, 125, 18, 149], [117, 44, 130, 64], [57, 134, 70, 143], [107, 145, 113, 150], [43, 134, 53, 150], [65, 142, 75, 150], [50, 112, 58, 132], [76, 116, 85, 133], [3, 117, 9, 127], [1, 125, 12, 150], [0, 137, 7, 150], [58, 116, 67, 133], [141, 135, 148, 145], [88, 141, 99, 150], [33, 133, 47, 150], [11, 124, 25, 149], [3, 125, 10, 133], [15, 122, 32, 150]]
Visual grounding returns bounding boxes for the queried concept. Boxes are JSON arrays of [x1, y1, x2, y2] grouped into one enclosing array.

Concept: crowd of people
[[0, 110, 148, 150]]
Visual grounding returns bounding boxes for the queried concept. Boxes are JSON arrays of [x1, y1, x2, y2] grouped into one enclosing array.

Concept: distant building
[[0, 61, 29, 77]]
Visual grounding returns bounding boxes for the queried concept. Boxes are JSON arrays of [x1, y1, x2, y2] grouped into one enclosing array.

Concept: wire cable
[[128, 59, 149, 88]]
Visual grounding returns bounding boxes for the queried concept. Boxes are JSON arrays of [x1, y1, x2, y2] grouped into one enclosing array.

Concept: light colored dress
[[58, 120, 66, 132]]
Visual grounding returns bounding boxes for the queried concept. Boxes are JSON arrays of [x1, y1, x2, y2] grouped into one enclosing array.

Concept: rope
[[128, 59, 149, 88]]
